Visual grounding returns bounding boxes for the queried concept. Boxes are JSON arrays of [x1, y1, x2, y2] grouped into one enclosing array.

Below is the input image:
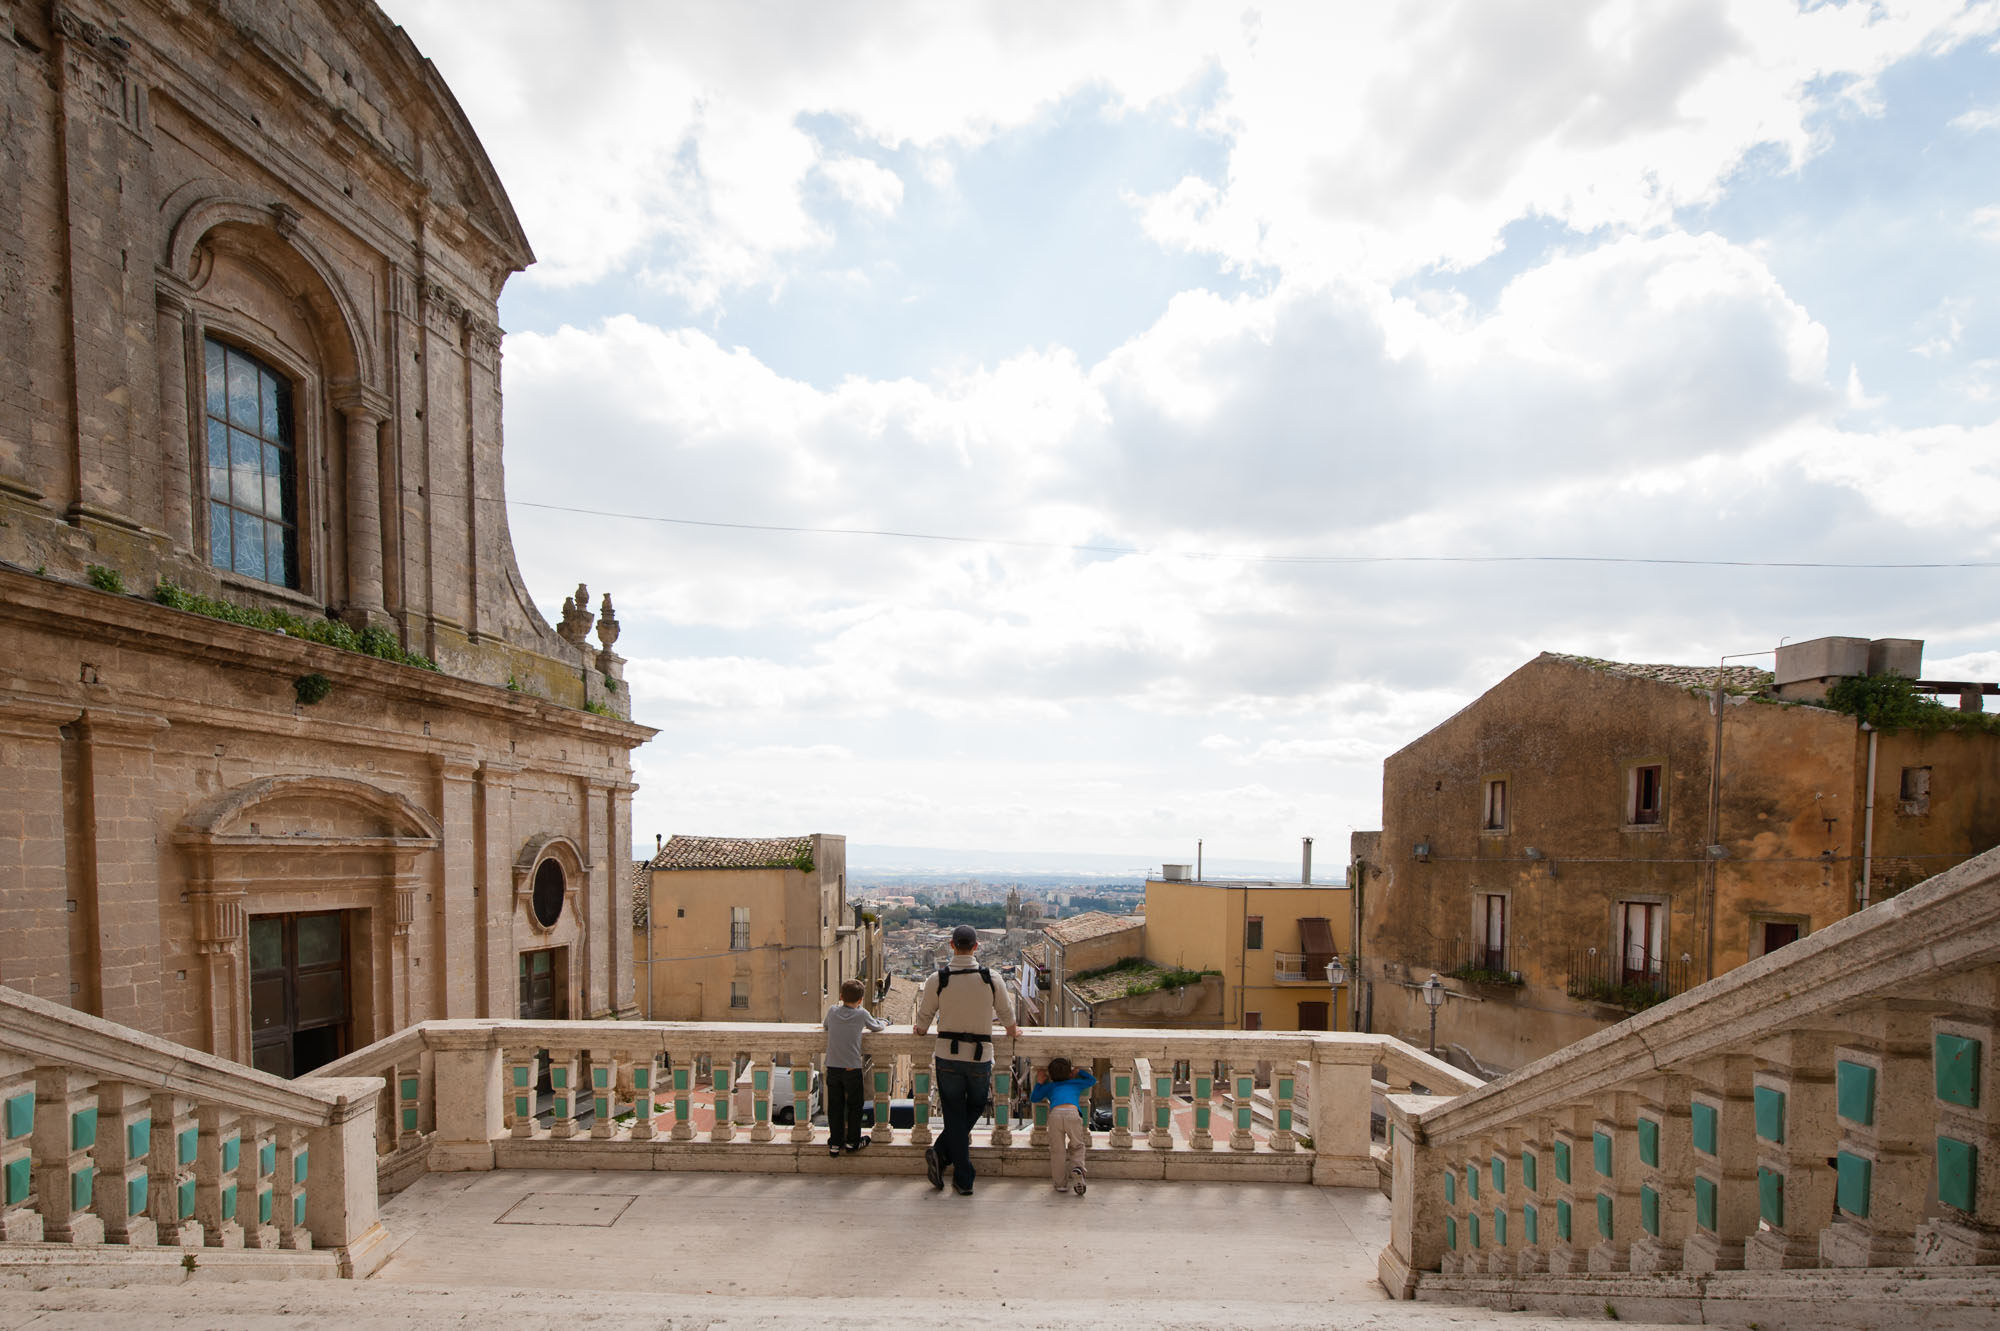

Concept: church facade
[[0, 0, 654, 1073]]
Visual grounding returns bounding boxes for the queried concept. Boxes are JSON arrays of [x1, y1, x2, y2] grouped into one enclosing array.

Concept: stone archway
[[175, 776, 441, 1067]]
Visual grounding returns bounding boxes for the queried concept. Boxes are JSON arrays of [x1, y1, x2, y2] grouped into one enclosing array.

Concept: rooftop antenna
[[1197, 839, 1203, 882]]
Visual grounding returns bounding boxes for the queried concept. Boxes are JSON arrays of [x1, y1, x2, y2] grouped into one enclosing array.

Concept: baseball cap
[[950, 924, 979, 949]]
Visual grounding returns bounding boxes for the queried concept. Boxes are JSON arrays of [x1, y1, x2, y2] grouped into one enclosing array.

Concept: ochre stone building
[[0, 0, 654, 1074], [1355, 646, 2000, 1074], [633, 835, 879, 1023], [1143, 875, 1353, 1032]]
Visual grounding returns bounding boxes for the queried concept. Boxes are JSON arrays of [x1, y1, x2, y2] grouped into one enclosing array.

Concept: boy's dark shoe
[[953, 1183, 974, 1196], [925, 1145, 943, 1190], [846, 1135, 871, 1153], [1071, 1165, 1087, 1197], [828, 1142, 843, 1158]]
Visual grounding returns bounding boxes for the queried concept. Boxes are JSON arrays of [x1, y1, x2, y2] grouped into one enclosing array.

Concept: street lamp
[[1324, 955, 1347, 1031], [1421, 973, 1445, 1056]]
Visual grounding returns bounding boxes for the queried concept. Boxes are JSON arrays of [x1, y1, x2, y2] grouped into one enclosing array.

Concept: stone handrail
[[335, 1021, 1459, 1190], [1379, 843, 2000, 1299], [0, 984, 387, 1275]]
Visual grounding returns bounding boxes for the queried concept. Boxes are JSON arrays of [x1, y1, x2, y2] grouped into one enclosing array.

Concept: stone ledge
[[0, 1241, 341, 1288]]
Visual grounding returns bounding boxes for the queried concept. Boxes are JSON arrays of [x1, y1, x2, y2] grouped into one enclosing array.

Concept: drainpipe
[[1859, 723, 1878, 912], [1704, 670, 1726, 985]]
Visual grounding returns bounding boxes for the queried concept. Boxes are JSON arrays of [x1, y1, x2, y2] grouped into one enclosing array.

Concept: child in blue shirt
[[1031, 1057, 1097, 1194]]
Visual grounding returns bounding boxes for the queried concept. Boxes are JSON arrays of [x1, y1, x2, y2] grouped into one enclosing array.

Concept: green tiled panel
[[1641, 1184, 1659, 1236], [1446, 1215, 1457, 1250], [1036, 1103, 1051, 1128], [3, 1092, 32, 1140], [1155, 1076, 1172, 1099], [1235, 1104, 1252, 1130], [293, 1149, 308, 1184], [1114, 1075, 1131, 1097], [3, 1155, 28, 1205], [633, 1068, 651, 1090], [598, 1097, 612, 1119], [1194, 1077, 1212, 1099], [177, 1126, 197, 1166], [1691, 1102, 1718, 1156], [1556, 1199, 1572, 1241], [1524, 1203, 1539, 1245], [1491, 1155, 1506, 1193], [1938, 1135, 1977, 1213], [1554, 1140, 1572, 1183], [994, 1073, 1011, 1097], [1596, 1192, 1613, 1239], [1236, 1076, 1253, 1099], [1936, 1031, 1984, 1103], [259, 1188, 272, 1225], [1276, 1077, 1293, 1099], [597, 1067, 613, 1090], [127, 1174, 147, 1215], [514, 1096, 530, 1119], [1467, 1165, 1479, 1201], [872, 1070, 890, 1094], [221, 1136, 240, 1173], [1494, 1208, 1507, 1246], [401, 1076, 420, 1101], [1836, 1060, 1877, 1127], [1469, 1213, 1480, 1249], [1277, 1108, 1292, 1131], [1695, 1175, 1717, 1232], [128, 1118, 151, 1160], [71, 1107, 98, 1151], [1522, 1150, 1537, 1191], [177, 1177, 195, 1220], [294, 1192, 307, 1227], [1637, 1118, 1659, 1168], [401, 1108, 420, 1132], [1758, 1167, 1784, 1226], [552, 1069, 568, 1091], [259, 1142, 275, 1177], [751, 1069, 768, 1092], [512, 1066, 530, 1088], [70, 1166, 93, 1211], [674, 1068, 691, 1092], [753, 1101, 768, 1123], [1191, 1105, 1207, 1130], [221, 1183, 237, 1220], [1754, 1086, 1786, 1143], [1116, 1107, 1130, 1129], [911, 1073, 929, 1095], [1592, 1130, 1612, 1177], [1445, 1170, 1456, 1203], [1836, 1151, 1872, 1218]]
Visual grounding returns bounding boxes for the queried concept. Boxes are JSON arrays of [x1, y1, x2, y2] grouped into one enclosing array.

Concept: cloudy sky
[[397, 0, 2000, 867]]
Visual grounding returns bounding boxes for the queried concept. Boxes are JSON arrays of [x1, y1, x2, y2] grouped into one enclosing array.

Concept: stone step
[[0, 1279, 1672, 1330]]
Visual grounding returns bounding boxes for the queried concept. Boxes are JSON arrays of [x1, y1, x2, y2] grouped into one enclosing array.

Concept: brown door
[[518, 948, 565, 1020], [248, 911, 350, 1078], [1297, 1000, 1330, 1031]]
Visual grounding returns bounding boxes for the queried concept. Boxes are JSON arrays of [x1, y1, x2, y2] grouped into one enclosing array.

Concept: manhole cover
[[494, 1192, 637, 1227]]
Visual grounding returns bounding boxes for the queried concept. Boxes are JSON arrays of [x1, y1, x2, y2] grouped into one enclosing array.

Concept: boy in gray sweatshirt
[[823, 979, 890, 1155]]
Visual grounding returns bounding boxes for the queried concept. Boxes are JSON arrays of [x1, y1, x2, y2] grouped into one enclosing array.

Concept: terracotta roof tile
[[649, 835, 815, 871], [1544, 652, 1773, 693], [1042, 911, 1144, 945], [630, 860, 653, 927]]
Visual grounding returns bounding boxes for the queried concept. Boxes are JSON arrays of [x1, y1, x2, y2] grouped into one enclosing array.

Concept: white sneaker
[[1071, 1166, 1087, 1196], [1053, 1183, 1069, 1193]]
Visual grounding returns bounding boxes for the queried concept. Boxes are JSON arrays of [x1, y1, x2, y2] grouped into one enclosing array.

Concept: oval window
[[531, 858, 566, 929]]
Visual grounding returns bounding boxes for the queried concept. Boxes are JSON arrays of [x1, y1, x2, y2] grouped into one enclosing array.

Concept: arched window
[[203, 338, 299, 588]]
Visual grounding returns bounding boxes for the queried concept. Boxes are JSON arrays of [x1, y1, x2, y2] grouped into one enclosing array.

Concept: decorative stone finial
[[556, 585, 594, 648], [596, 594, 620, 652]]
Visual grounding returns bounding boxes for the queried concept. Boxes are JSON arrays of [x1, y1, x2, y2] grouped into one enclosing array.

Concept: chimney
[[1302, 836, 1314, 885], [655, 833, 663, 852]]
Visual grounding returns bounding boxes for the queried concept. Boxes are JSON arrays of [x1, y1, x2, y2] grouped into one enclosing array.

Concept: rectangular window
[[729, 980, 749, 1010], [1482, 778, 1508, 831], [729, 906, 750, 951], [1243, 1012, 1262, 1031], [1618, 901, 1664, 988], [1629, 764, 1663, 825], [202, 339, 298, 589], [1900, 766, 1931, 815], [1245, 915, 1264, 951], [1482, 894, 1507, 972]]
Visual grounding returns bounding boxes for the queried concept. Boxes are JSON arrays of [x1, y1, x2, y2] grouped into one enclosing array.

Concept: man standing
[[912, 924, 1018, 1195]]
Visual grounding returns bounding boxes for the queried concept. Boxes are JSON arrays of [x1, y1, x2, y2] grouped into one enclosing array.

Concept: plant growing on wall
[[1824, 674, 2000, 735], [292, 673, 332, 705], [86, 564, 125, 594], [153, 580, 439, 672]]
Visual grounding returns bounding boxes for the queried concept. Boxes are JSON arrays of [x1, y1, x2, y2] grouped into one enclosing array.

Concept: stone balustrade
[[1380, 844, 2000, 1301], [316, 1022, 1478, 1190], [0, 984, 389, 1275]]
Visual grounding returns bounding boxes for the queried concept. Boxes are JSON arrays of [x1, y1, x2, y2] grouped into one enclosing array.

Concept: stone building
[[1144, 873, 1353, 1032], [633, 834, 880, 1022], [1354, 642, 2000, 1074], [1033, 910, 1146, 1027], [0, 0, 655, 1074]]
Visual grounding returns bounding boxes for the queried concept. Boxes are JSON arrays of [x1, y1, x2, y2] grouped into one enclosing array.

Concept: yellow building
[[632, 834, 878, 1022], [1142, 873, 1354, 1031]]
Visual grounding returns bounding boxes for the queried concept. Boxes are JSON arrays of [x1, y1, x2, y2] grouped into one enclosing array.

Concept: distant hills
[[846, 843, 1343, 885]]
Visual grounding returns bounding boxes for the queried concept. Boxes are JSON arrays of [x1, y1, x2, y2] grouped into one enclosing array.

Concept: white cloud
[[817, 155, 905, 218], [1951, 104, 2000, 132]]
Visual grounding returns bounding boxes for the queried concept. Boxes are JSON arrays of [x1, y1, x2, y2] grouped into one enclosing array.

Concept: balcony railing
[[1273, 951, 1336, 983], [1379, 843, 2000, 1308], [1563, 944, 1694, 1011]]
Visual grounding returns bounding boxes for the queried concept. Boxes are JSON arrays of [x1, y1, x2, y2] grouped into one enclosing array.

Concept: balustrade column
[[1546, 1104, 1594, 1275], [1148, 1061, 1174, 1150], [1745, 1034, 1839, 1269], [33, 1069, 104, 1244], [590, 1050, 621, 1141], [1822, 1007, 1934, 1266], [396, 1062, 424, 1147], [1586, 1090, 1641, 1272], [871, 1062, 894, 1145], [990, 1059, 1013, 1148], [1684, 1056, 1759, 1272], [908, 1058, 933, 1148], [1517, 1127, 1548, 1274], [195, 1106, 243, 1247], [273, 1124, 310, 1251], [789, 1063, 815, 1145], [1228, 1064, 1256, 1151], [669, 1052, 695, 1142], [547, 1051, 582, 1140], [749, 1059, 774, 1143], [1, 1070, 41, 1243], [1486, 1133, 1514, 1275], [147, 1091, 200, 1245], [92, 1081, 156, 1245], [1269, 1062, 1297, 1152], [628, 1050, 661, 1142], [708, 1054, 734, 1143], [1109, 1058, 1136, 1149], [1920, 1015, 2000, 1264], [1029, 1058, 1049, 1149], [1629, 1077, 1693, 1273], [1190, 1063, 1216, 1150], [240, 1118, 277, 1248], [508, 1051, 541, 1139]]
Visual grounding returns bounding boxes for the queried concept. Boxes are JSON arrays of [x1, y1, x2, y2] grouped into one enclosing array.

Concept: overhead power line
[[499, 498, 2000, 571]]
